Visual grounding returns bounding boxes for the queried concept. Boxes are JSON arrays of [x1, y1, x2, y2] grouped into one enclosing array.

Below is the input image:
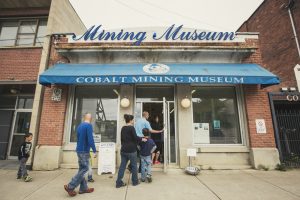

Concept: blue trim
[[39, 63, 280, 86]]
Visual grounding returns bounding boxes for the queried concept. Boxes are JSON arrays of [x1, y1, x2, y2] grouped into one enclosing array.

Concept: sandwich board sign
[[98, 142, 116, 175]]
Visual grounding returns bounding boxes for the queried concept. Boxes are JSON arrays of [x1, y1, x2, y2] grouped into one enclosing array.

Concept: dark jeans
[[17, 158, 28, 177], [116, 152, 138, 187], [68, 152, 90, 192]]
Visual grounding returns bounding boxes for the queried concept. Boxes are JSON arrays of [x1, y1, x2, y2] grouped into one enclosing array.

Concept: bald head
[[84, 113, 92, 123], [142, 111, 149, 119]]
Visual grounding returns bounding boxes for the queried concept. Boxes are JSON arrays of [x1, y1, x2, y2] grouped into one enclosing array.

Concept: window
[[192, 87, 242, 144], [70, 86, 119, 143], [0, 18, 47, 47]]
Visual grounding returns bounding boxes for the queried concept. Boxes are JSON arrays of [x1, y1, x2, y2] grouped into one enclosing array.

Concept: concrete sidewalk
[[0, 168, 300, 200]]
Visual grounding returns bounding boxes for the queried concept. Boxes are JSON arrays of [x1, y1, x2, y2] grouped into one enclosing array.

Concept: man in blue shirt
[[135, 111, 163, 136], [64, 113, 97, 197]]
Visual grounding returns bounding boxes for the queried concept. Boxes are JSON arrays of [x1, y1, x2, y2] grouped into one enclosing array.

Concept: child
[[17, 133, 33, 182], [140, 128, 156, 183], [87, 150, 95, 182]]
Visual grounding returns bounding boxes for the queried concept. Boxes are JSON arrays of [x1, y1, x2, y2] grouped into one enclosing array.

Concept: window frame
[[0, 17, 47, 47], [64, 86, 120, 145], [191, 85, 248, 147]]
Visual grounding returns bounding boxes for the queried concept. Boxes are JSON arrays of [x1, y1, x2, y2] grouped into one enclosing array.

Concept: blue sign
[[71, 24, 236, 45]]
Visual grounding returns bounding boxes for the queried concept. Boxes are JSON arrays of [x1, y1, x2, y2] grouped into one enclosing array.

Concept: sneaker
[[79, 188, 94, 194], [154, 161, 161, 165], [116, 182, 127, 188], [146, 175, 152, 183], [88, 179, 95, 182], [17, 175, 22, 179], [64, 185, 77, 197], [141, 178, 145, 182], [23, 176, 33, 182]]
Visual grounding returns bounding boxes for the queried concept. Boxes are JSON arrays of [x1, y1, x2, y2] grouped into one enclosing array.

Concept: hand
[[93, 152, 97, 158], [142, 138, 147, 142]]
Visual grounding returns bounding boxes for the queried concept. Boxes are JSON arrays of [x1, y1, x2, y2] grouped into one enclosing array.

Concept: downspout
[[287, 0, 300, 58]]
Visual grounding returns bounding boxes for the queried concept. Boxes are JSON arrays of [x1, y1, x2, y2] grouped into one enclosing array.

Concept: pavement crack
[[194, 175, 222, 200], [23, 171, 64, 200], [241, 170, 300, 199]]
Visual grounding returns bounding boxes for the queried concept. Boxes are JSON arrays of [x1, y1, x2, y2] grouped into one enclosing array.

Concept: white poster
[[256, 119, 267, 134], [98, 142, 116, 175], [193, 123, 210, 144]]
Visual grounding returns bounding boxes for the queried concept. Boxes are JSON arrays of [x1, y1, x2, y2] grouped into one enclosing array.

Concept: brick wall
[[243, 85, 276, 148], [37, 37, 70, 146], [37, 85, 68, 146], [239, 0, 300, 91], [242, 38, 276, 148], [0, 48, 42, 81]]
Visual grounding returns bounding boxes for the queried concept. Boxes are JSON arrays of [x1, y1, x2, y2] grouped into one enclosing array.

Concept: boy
[[17, 133, 33, 182], [140, 128, 156, 183]]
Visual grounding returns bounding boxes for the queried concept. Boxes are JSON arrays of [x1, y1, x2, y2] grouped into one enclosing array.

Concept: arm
[[147, 121, 163, 134], [87, 124, 96, 153], [20, 143, 25, 158]]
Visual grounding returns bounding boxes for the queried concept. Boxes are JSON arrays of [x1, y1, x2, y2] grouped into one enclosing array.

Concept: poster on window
[[193, 123, 210, 144], [98, 142, 116, 175]]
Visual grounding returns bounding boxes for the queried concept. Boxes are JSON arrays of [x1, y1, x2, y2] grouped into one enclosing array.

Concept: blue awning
[[39, 63, 280, 86]]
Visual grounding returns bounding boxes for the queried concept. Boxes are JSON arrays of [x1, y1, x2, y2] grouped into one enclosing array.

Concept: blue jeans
[[87, 163, 93, 181], [17, 158, 28, 177], [116, 152, 138, 186], [68, 152, 90, 191], [141, 155, 152, 180]]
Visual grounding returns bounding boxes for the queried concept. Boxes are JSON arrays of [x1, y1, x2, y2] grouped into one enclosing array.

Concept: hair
[[24, 132, 33, 139], [124, 114, 134, 123], [142, 128, 150, 137]]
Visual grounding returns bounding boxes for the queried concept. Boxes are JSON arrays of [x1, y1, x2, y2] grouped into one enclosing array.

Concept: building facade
[[238, 0, 300, 166], [33, 30, 281, 171], [0, 0, 86, 165]]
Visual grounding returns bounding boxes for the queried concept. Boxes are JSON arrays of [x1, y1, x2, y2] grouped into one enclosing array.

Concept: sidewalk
[[0, 168, 300, 200]]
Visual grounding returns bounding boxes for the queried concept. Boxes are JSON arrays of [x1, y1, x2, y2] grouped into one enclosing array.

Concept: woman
[[151, 116, 163, 164], [116, 114, 146, 188]]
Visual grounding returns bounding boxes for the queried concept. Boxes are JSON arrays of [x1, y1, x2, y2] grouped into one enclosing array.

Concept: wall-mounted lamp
[[181, 97, 191, 108], [120, 97, 130, 108]]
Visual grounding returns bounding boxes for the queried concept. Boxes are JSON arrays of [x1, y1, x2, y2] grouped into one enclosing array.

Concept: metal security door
[[163, 97, 168, 172], [274, 102, 300, 167]]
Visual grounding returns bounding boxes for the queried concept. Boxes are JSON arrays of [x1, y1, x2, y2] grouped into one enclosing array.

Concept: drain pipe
[[286, 0, 300, 58]]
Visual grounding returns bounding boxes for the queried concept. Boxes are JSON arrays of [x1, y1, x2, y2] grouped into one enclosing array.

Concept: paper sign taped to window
[[193, 123, 210, 144]]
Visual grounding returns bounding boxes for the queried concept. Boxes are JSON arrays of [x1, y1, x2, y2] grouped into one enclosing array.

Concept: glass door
[[8, 111, 32, 158]]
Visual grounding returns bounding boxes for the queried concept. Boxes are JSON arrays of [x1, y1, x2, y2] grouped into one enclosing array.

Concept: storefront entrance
[[135, 86, 177, 172]]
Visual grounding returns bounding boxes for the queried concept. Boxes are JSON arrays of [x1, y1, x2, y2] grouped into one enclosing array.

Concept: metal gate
[[273, 99, 300, 167]]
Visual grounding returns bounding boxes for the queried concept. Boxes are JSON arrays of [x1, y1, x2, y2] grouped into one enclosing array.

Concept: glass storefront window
[[71, 86, 119, 143], [192, 87, 242, 144]]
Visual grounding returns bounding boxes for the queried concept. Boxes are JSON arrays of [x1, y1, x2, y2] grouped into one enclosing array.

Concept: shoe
[[23, 176, 33, 182], [64, 185, 77, 197], [132, 182, 140, 186], [146, 175, 152, 183], [88, 179, 95, 182], [154, 161, 161, 165], [116, 182, 127, 188], [141, 179, 145, 182], [79, 188, 94, 194], [17, 175, 22, 179]]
